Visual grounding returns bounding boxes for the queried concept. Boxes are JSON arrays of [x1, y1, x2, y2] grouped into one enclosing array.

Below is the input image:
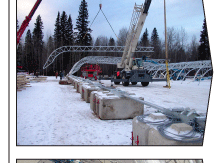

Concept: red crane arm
[[17, 0, 42, 45]]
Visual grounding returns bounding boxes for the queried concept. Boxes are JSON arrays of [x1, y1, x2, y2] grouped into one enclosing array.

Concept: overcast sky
[[17, 0, 206, 44]]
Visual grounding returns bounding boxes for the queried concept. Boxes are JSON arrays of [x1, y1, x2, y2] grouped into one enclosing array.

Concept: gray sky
[[17, 0, 205, 44]]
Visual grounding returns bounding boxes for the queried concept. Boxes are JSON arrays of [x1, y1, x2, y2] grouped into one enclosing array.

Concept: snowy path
[[17, 77, 132, 145]]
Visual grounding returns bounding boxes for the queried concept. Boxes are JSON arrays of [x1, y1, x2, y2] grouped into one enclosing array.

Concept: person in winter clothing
[[55, 71, 58, 79], [60, 71, 63, 80]]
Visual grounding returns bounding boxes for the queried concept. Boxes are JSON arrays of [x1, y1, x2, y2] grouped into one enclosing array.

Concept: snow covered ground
[[17, 76, 211, 145], [101, 79, 211, 115]]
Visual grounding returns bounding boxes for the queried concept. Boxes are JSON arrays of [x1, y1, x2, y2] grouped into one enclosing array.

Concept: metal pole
[[164, 0, 171, 88]]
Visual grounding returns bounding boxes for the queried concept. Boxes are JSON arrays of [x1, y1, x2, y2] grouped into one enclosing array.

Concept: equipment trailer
[[111, 0, 166, 86]]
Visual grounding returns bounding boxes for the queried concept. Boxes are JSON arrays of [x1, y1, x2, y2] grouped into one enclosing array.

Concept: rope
[[100, 9, 119, 41], [157, 121, 203, 143], [83, 3, 119, 43], [137, 114, 203, 143], [83, 9, 101, 40]]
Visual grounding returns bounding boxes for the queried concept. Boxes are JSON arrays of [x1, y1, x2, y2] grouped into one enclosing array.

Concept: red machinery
[[81, 64, 102, 80], [17, 0, 42, 45]]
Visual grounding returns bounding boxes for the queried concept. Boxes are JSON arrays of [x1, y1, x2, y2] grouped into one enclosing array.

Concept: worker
[[55, 71, 58, 79], [60, 71, 63, 80]]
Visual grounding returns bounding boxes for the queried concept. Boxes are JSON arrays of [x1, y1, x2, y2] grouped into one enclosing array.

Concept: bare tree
[[166, 27, 188, 62], [187, 35, 199, 61], [116, 27, 128, 46]]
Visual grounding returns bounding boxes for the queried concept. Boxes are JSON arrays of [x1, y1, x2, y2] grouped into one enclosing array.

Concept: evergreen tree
[[94, 37, 101, 46], [150, 28, 161, 59], [75, 0, 92, 46], [65, 14, 74, 74], [46, 35, 55, 75], [66, 15, 74, 45], [198, 19, 211, 60], [140, 28, 149, 47], [23, 29, 34, 72], [60, 11, 68, 46], [54, 12, 61, 48], [108, 37, 115, 46], [32, 15, 44, 73], [59, 11, 68, 71], [139, 28, 150, 58]]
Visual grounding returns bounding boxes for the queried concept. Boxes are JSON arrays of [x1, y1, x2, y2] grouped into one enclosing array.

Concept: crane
[[112, 0, 166, 86], [17, 0, 42, 45]]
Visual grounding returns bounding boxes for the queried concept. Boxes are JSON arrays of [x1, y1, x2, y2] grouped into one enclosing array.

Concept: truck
[[111, 0, 166, 86]]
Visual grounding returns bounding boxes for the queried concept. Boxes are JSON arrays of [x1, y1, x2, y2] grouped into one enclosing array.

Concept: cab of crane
[[132, 58, 143, 67]]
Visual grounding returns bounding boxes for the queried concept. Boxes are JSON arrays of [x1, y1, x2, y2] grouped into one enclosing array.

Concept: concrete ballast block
[[82, 85, 100, 103], [132, 113, 202, 145], [93, 91, 144, 120]]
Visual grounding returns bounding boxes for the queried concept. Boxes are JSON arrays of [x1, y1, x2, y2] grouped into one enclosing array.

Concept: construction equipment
[[81, 64, 102, 80], [111, 0, 166, 86], [17, 0, 42, 45]]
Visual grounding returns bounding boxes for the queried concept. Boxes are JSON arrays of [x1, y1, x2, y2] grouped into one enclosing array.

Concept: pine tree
[[108, 37, 115, 46], [46, 35, 55, 75], [54, 12, 61, 48], [198, 19, 211, 60], [60, 11, 68, 46], [32, 15, 44, 73], [66, 15, 74, 45], [140, 28, 149, 47], [24, 29, 34, 72], [65, 14, 74, 74], [150, 28, 161, 59], [75, 0, 92, 46], [139, 28, 150, 58]]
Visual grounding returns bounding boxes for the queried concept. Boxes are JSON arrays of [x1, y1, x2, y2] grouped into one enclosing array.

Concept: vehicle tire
[[114, 74, 120, 85], [122, 73, 129, 86], [132, 82, 137, 85], [141, 82, 149, 87]]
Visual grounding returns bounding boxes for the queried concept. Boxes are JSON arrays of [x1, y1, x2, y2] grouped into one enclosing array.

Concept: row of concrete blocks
[[68, 76, 144, 120], [67, 76, 201, 145]]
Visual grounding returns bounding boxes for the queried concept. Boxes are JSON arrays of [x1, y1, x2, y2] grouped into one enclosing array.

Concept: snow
[[17, 76, 211, 145], [100, 79, 211, 115]]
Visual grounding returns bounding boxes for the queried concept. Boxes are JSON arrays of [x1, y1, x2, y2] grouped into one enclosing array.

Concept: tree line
[[17, 0, 211, 76]]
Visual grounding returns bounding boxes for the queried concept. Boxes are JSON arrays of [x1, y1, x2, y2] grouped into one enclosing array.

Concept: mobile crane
[[17, 0, 42, 45], [112, 0, 166, 86]]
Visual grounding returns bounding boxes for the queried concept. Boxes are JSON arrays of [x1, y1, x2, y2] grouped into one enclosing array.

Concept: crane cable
[[100, 9, 119, 41], [82, 9, 101, 40], [83, 3, 119, 42]]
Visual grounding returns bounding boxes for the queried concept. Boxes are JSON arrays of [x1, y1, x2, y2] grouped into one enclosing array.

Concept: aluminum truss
[[43, 45, 212, 80], [43, 46, 154, 69], [147, 60, 213, 80], [67, 56, 165, 75], [67, 56, 212, 81]]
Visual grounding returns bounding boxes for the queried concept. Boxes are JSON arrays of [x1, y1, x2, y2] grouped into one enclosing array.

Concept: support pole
[[163, 0, 171, 89]]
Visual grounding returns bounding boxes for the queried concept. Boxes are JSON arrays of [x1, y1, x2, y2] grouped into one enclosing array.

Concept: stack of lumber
[[17, 74, 31, 91], [30, 76, 47, 82]]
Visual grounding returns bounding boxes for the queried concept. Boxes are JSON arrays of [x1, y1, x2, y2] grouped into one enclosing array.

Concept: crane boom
[[17, 0, 42, 45], [117, 0, 151, 70]]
